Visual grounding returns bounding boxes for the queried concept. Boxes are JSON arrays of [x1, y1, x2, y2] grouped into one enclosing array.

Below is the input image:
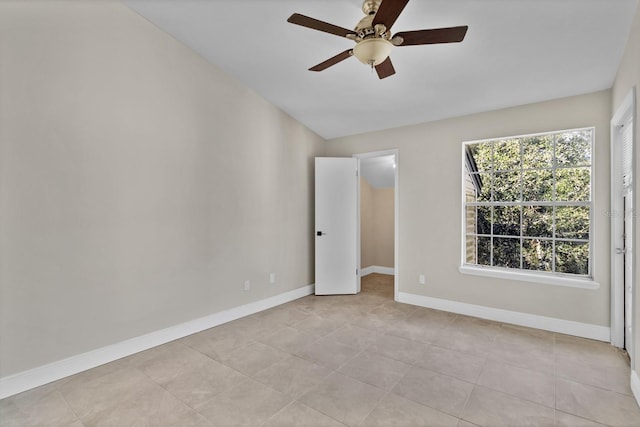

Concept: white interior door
[[611, 89, 635, 354], [624, 193, 633, 356], [621, 118, 634, 356], [315, 157, 359, 295]]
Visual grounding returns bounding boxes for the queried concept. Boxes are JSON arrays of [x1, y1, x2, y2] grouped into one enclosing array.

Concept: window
[[463, 128, 593, 279]]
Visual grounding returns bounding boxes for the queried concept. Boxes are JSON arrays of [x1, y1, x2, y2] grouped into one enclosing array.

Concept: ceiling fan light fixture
[[352, 38, 392, 66]]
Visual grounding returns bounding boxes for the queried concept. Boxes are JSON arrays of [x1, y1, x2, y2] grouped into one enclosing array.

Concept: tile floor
[[1, 274, 639, 426]]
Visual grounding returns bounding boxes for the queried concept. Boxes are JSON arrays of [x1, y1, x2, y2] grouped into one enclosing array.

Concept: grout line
[[258, 399, 297, 427]]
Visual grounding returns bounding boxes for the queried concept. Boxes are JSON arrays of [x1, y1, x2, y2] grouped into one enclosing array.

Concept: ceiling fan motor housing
[[354, 17, 389, 39], [353, 1, 392, 66]]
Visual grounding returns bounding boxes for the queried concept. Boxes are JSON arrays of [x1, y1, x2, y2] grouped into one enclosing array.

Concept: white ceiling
[[124, 0, 638, 140]]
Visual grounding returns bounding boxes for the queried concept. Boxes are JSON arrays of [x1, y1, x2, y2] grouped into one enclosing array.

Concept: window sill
[[458, 265, 600, 290]]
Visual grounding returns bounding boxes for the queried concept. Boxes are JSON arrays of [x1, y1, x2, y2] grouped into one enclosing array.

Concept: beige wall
[[372, 187, 394, 268], [326, 90, 612, 326], [0, 1, 323, 377], [360, 177, 394, 269], [360, 177, 375, 268], [612, 2, 640, 373]]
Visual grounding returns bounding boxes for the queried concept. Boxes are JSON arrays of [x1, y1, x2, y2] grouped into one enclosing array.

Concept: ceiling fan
[[287, 0, 468, 79]]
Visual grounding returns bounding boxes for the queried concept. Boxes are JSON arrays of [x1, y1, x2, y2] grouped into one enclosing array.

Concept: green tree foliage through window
[[464, 129, 592, 276]]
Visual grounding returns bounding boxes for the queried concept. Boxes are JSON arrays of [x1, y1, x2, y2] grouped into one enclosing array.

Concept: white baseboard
[[0, 284, 315, 400], [361, 266, 395, 276], [397, 292, 610, 342], [632, 370, 640, 408]]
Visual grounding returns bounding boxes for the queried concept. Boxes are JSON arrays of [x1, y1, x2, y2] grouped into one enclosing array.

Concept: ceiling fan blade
[[309, 49, 353, 72], [288, 13, 357, 38], [375, 57, 396, 79], [394, 26, 468, 46], [372, 0, 410, 31]]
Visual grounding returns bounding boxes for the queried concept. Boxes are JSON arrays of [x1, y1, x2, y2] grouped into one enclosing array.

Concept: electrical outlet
[[419, 274, 426, 285], [244, 280, 250, 291], [269, 273, 276, 284]]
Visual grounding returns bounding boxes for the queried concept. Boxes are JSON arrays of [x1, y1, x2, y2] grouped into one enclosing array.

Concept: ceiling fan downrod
[[361, 0, 382, 16]]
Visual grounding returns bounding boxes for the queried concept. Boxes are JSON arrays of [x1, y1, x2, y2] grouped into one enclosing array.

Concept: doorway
[[611, 88, 636, 363], [354, 150, 399, 301]]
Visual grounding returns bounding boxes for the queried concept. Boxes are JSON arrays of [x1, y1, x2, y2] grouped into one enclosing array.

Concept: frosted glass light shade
[[352, 38, 392, 66]]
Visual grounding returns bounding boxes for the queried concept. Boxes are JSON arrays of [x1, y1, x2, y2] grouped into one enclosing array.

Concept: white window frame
[[459, 127, 600, 290]]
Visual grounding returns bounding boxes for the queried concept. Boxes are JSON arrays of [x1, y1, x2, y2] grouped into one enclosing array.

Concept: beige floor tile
[[221, 341, 289, 376], [462, 386, 555, 426], [414, 345, 486, 383], [379, 315, 445, 344], [57, 368, 155, 419], [351, 306, 409, 330], [432, 328, 498, 357], [556, 353, 632, 395], [230, 311, 287, 336], [0, 399, 25, 427], [337, 351, 411, 390], [457, 419, 480, 427], [362, 393, 459, 427], [81, 382, 194, 426], [370, 304, 413, 322], [169, 411, 214, 427], [409, 306, 458, 325], [555, 410, 608, 427], [392, 366, 474, 417], [497, 323, 555, 344], [554, 334, 627, 366], [298, 372, 386, 427], [158, 355, 246, 408], [448, 315, 502, 339], [292, 315, 343, 337], [257, 325, 320, 355], [126, 339, 245, 408], [197, 378, 292, 427], [325, 323, 380, 350], [258, 304, 312, 328], [378, 299, 421, 316], [555, 378, 640, 427], [493, 325, 554, 360], [180, 325, 254, 362], [130, 341, 212, 384], [291, 295, 332, 314], [313, 306, 363, 324], [486, 337, 555, 374], [476, 360, 555, 408], [263, 401, 346, 427], [5, 385, 78, 427], [367, 333, 430, 364], [299, 335, 360, 369], [253, 355, 332, 398], [53, 358, 125, 390], [349, 312, 388, 331], [64, 421, 85, 427]]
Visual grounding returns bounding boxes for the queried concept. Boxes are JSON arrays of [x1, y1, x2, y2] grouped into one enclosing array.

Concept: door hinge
[[356, 169, 359, 176], [356, 269, 359, 275]]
